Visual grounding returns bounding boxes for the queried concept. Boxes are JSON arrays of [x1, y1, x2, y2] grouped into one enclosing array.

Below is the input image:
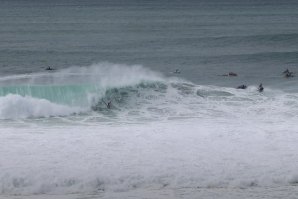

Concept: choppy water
[[1, 0, 298, 198]]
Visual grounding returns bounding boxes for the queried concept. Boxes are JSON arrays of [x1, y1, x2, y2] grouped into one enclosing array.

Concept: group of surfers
[[174, 69, 269, 93], [235, 68, 294, 92], [175, 68, 296, 93], [237, 83, 263, 92]]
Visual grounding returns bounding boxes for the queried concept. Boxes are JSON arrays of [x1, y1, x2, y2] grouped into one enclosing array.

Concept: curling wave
[[0, 62, 298, 122], [0, 63, 163, 119]]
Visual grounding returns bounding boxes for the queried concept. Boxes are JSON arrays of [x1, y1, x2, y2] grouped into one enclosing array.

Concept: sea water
[[1, 1, 298, 198]]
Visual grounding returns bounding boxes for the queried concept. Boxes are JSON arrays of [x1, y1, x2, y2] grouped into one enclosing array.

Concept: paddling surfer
[[173, 69, 181, 74], [237, 84, 247, 89], [46, 66, 54, 70], [283, 69, 294, 78], [219, 72, 238, 77]]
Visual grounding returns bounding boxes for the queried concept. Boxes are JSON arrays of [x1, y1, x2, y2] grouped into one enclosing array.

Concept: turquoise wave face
[[0, 63, 165, 107], [0, 84, 100, 106], [0, 81, 168, 110]]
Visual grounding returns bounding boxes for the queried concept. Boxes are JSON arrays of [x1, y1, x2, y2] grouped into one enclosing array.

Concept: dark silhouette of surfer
[[285, 71, 294, 78], [107, 101, 112, 109], [173, 69, 181, 74], [228, 72, 237, 76], [102, 99, 112, 109], [237, 84, 247, 89], [258, 83, 264, 92], [283, 69, 289, 74], [46, 66, 54, 71], [283, 69, 294, 78], [285, 72, 294, 78], [219, 72, 238, 77]]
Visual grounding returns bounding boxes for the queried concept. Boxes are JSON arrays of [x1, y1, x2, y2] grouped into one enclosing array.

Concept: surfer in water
[[46, 66, 54, 70], [283, 69, 290, 74], [107, 101, 112, 109], [258, 83, 264, 92], [285, 72, 294, 78], [173, 69, 181, 74], [228, 72, 237, 76], [237, 84, 247, 89], [102, 99, 112, 109], [219, 72, 238, 77], [283, 68, 294, 78]]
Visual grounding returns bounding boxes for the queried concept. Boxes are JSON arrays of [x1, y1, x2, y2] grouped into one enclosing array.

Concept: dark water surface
[[1, 0, 298, 89]]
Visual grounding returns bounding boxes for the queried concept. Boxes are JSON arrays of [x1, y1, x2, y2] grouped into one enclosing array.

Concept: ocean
[[1, 0, 298, 198]]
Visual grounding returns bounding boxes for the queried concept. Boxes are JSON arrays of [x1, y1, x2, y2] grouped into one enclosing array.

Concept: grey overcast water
[[1, 0, 298, 198]]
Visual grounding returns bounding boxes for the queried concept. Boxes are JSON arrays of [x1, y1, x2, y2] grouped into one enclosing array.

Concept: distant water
[[1, 1, 298, 198]]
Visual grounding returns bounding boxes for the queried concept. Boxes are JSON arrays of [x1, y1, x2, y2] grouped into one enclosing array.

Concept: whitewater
[[1, 63, 298, 198]]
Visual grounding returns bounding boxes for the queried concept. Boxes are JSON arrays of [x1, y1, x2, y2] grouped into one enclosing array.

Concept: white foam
[[1, 64, 298, 196], [0, 94, 83, 119], [1, 118, 298, 195]]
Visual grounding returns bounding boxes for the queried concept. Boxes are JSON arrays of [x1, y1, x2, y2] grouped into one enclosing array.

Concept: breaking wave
[[0, 63, 163, 119], [0, 62, 297, 122]]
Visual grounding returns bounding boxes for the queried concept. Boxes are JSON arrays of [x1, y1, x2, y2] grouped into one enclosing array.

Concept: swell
[[167, 33, 298, 46], [203, 33, 298, 47], [196, 51, 298, 64]]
